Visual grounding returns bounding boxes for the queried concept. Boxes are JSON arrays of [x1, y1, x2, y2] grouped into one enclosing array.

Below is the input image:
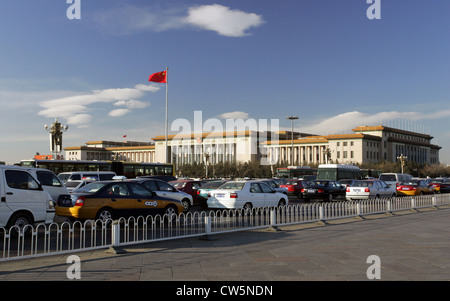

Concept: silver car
[[129, 178, 193, 213]]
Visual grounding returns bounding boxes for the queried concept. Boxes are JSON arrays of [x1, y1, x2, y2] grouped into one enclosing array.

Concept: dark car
[[280, 179, 310, 199], [169, 180, 206, 208], [137, 175, 177, 182], [128, 178, 193, 213], [437, 179, 450, 193], [56, 181, 184, 222], [301, 180, 346, 202]]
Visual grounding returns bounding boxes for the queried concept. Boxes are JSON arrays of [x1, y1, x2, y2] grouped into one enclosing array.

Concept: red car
[[280, 179, 310, 199], [169, 180, 206, 208]]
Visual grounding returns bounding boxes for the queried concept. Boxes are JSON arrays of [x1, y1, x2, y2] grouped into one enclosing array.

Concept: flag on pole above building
[[149, 70, 167, 83]]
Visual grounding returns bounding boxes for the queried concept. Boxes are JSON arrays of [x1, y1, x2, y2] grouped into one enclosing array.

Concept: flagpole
[[165, 67, 169, 164]]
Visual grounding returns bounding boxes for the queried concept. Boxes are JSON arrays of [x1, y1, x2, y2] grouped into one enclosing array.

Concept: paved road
[[1, 207, 449, 282]]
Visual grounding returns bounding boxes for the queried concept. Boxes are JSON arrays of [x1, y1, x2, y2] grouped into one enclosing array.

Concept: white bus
[[317, 164, 361, 181]]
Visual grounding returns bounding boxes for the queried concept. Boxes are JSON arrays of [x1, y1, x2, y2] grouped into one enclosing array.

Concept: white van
[[27, 168, 68, 201], [0, 165, 55, 229], [379, 173, 412, 188], [57, 171, 117, 183]]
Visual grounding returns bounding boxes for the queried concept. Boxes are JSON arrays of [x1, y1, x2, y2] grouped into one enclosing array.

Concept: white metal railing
[[1, 193, 449, 262]]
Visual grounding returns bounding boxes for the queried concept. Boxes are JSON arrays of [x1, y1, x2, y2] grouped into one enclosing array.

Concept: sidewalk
[[1, 207, 449, 281]]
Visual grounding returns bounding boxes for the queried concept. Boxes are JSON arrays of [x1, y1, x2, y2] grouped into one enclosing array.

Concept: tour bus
[[316, 164, 361, 181], [19, 159, 175, 179], [276, 166, 317, 180]]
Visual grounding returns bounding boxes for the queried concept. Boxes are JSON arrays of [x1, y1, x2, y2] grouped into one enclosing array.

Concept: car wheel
[[181, 199, 190, 213], [164, 205, 178, 221], [243, 202, 252, 211], [278, 199, 286, 207], [8, 212, 33, 235], [96, 208, 113, 223]]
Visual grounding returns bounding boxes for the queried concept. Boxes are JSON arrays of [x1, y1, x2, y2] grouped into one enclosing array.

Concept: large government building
[[64, 125, 441, 167]]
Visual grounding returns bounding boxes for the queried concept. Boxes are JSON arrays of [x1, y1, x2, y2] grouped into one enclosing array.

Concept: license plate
[[59, 199, 72, 207], [353, 189, 361, 192], [215, 193, 225, 198], [307, 189, 315, 193], [403, 188, 410, 190]]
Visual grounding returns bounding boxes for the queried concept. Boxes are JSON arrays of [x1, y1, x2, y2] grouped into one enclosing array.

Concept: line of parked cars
[[3, 165, 448, 232]]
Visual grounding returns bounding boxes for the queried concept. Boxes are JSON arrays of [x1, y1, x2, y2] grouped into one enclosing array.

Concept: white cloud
[[219, 111, 249, 119], [67, 114, 92, 127], [298, 110, 450, 135], [184, 4, 264, 37], [114, 99, 149, 109], [92, 4, 264, 37], [109, 109, 131, 117], [38, 84, 159, 127]]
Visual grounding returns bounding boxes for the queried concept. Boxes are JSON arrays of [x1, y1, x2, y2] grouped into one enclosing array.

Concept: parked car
[[301, 180, 346, 202], [0, 165, 55, 230], [169, 180, 206, 208], [254, 179, 288, 195], [56, 181, 184, 222], [197, 180, 228, 199], [207, 180, 288, 210], [379, 173, 412, 188], [27, 168, 69, 202], [137, 175, 177, 182], [65, 178, 97, 193], [280, 179, 310, 199], [338, 179, 361, 188], [129, 178, 193, 213], [396, 179, 434, 196], [58, 171, 117, 183], [439, 179, 450, 193], [345, 180, 396, 201], [429, 178, 447, 193]]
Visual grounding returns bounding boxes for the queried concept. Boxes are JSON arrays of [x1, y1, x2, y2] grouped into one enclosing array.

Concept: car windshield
[[380, 175, 396, 181], [285, 181, 299, 185], [400, 181, 418, 186], [218, 182, 245, 190], [351, 181, 374, 187], [76, 182, 108, 193], [65, 181, 82, 188], [308, 181, 329, 187], [202, 181, 226, 189]]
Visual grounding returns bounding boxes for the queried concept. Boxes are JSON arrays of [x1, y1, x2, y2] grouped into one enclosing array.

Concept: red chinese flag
[[149, 71, 167, 83]]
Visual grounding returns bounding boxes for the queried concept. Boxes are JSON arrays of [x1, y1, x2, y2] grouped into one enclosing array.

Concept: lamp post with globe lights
[[44, 118, 68, 159]]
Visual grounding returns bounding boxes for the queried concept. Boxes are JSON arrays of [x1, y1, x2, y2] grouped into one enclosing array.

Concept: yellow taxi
[[396, 179, 433, 196], [56, 181, 184, 222]]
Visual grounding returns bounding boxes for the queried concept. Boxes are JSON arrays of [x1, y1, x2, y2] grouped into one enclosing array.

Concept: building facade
[[63, 125, 441, 166], [263, 125, 440, 165]]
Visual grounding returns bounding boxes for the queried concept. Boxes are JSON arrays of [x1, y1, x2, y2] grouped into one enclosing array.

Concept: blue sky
[[1, 0, 449, 164]]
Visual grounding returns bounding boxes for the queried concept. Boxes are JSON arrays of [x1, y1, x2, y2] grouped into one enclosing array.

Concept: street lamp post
[[286, 116, 299, 166], [44, 118, 68, 159], [397, 153, 408, 174]]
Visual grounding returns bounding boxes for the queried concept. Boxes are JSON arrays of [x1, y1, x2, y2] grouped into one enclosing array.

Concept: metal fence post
[[318, 205, 328, 225], [200, 216, 216, 241], [106, 220, 126, 254], [268, 209, 282, 232], [356, 203, 365, 220], [386, 200, 393, 215]]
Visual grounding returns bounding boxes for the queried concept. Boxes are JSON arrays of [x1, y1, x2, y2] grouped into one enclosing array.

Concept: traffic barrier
[[1, 193, 449, 262]]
